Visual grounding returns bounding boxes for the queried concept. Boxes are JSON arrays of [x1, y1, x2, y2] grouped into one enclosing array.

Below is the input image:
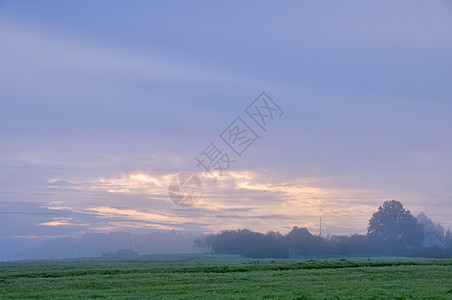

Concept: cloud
[[0, 19, 265, 107], [48, 180, 77, 187], [40, 169, 389, 235]]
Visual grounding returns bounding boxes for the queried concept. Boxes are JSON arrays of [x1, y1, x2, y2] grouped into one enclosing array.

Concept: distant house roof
[[287, 227, 313, 240]]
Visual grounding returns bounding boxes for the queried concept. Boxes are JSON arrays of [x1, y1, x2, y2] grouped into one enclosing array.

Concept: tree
[[210, 229, 289, 258], [417, 212, 445, 237], [417, 212, 446, 247], [327, 234, 370, 255], [100, 251, 115, 258], [445, 229, 452, 249], [368, 200, 423, 251], [193, 234, 215, 253], [115, 248, 137, 257]]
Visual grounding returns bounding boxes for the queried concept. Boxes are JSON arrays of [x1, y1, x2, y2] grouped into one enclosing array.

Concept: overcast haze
[[1, 1, 451, 258]]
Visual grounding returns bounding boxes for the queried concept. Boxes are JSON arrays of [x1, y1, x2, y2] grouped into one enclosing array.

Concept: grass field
[[1, 254, 451, 299]]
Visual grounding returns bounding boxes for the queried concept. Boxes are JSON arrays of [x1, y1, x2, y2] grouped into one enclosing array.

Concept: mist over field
[[0, 231, 196, 261]]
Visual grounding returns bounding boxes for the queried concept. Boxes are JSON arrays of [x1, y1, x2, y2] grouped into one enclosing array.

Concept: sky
[[1, 0, 451, 241]]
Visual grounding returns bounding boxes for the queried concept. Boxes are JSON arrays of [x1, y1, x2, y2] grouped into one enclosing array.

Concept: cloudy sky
[[1, 1, 451, 239]]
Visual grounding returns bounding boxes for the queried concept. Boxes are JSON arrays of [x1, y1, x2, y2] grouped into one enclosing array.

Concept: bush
[[406, 247, 452, 258], [100, 251, 115, 258], [243, 244, 289, 258], [115, 248, 138, 257]]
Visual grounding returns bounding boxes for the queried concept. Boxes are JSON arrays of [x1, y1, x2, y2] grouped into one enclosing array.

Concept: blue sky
[[0, 1, 451, 239]]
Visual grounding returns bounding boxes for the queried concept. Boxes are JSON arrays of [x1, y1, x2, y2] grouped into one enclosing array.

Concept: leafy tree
[[368, 200, 424, 251]]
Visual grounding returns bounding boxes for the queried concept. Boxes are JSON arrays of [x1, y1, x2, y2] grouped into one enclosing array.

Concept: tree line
[[193, 200, 452, 258]]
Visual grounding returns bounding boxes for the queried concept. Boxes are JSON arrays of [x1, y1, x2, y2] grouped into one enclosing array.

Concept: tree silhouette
[[115, 248, 137, 257], [193, 235, 215, 253], [368, 200, 424, 251], [210, 229, 288, 258], [417, 212, 445, 237]]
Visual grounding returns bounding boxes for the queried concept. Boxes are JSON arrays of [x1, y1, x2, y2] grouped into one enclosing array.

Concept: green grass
[[1, 254, 451, 299]]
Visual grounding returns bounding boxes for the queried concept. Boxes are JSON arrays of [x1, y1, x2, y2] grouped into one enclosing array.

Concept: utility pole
[[319, 217, 322, 237]]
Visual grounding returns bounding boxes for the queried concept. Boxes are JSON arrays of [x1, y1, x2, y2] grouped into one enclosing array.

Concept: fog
[[0, 230, 195, 261]]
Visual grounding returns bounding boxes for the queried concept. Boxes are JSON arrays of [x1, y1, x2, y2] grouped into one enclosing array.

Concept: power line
[[0, 211, 98, 216], [0, 166, 146, 171], [0, 190, 451, 200], [0, 191, 168, 198], [0, 165, 451, 173]]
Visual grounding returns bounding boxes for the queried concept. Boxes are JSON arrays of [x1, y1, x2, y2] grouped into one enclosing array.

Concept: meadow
[[0, 254, 451, 299]]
